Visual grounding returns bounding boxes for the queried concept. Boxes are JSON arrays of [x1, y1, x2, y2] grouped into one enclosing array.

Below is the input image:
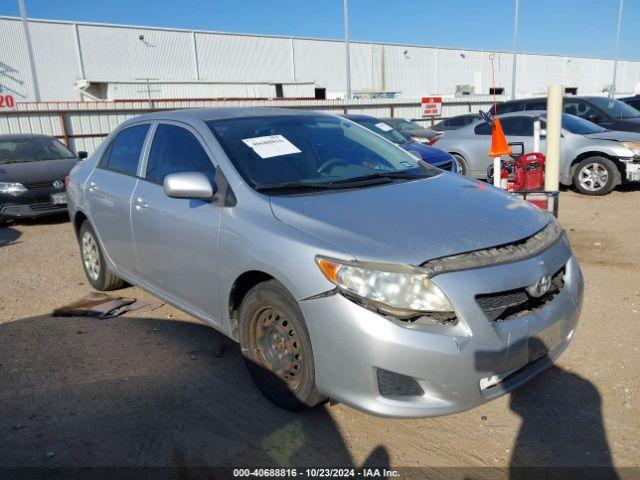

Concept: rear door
[[130, 122, 221, 320], [85, 123, 150, 272]]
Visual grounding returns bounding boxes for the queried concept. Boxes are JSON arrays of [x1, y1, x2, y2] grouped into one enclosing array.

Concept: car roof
[[129, 107, 328, 124], [0, 133, 57, 141]]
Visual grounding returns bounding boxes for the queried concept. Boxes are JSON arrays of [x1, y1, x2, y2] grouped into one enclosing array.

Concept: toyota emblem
[[53, 180, 64, 190], [526, 275, 552, 298]]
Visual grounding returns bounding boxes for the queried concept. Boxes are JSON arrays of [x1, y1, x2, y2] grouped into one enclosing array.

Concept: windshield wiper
[[328, 171, 423, 185], [254, 181, 348, 192]]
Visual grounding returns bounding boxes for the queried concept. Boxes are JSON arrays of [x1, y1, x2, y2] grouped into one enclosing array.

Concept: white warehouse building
[[1, 15, 640, 103]]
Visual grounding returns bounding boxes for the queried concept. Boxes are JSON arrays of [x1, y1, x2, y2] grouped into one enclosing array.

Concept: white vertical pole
[[18, 0, 41, 101], [611, 0, 624, 98], [493, 157, 501, 187], [533, 117, 541, 153], [290, 37, 296, 82], [510, 0, 520, 100], [545, 85, 563, 191], [191, 31, 201, 81], [343, 0, 352, 100]]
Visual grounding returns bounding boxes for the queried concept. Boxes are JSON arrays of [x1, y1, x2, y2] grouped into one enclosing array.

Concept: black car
[[0, 134, 83, 223], [489, 96, 640, 133], [431, 113, 479, 132], [620, 94, 640, 111]]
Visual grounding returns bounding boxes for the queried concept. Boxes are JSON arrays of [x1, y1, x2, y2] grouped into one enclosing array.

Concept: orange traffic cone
[[488, 118, 512, 157]]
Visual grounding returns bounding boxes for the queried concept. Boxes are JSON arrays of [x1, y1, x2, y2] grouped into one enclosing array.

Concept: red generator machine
[[488, 143, 559, 216]]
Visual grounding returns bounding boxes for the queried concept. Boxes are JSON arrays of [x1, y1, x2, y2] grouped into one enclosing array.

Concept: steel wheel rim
[[578, 163, 608, 191], [81, 231, 101, 281], [250, 306, 303, 390]]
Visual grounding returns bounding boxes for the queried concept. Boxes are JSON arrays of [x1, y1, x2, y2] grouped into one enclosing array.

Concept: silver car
[[434, 111, 640, 195], [67, 108, 583, 417]]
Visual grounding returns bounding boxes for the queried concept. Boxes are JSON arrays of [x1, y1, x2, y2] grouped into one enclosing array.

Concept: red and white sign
[[0, 95, 16, 110], [421, 96, 442, 117]]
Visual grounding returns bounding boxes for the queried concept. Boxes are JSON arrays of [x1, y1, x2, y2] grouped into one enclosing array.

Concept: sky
[[1, 0, 639, 60]]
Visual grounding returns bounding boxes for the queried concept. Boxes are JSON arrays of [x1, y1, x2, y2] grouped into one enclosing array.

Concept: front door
[[130, 122, 221, 321], [85, 123, 150, 272]]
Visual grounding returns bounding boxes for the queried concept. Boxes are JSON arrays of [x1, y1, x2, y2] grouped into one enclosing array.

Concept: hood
[[269, 173, 551, 265], [399, 142, 452, 165], [584, 130, 640, 142], [0, 158, 78, 183]]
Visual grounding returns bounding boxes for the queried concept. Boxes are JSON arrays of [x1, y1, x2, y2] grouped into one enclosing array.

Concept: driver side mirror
[[163, 172, 216, 200], [479, 110, 494, 126], [78, 151, 88, 159]]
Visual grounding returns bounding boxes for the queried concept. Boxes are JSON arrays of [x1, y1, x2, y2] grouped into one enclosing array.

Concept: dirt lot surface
[[1, 189, 639, 476]]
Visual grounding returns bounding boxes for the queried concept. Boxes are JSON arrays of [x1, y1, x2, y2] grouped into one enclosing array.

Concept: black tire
[[78, 220, 125, 291], [451, 153, 468, 176], [573, 156, 620, 196], [238, 279, 328, 411]]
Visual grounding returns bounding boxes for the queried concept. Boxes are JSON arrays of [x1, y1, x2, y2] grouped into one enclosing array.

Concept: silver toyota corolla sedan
[[434, 111, 640, 195], [67, 108, 583, 417]]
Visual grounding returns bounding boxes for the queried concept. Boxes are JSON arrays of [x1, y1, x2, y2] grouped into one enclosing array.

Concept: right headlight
[[0, 182, 27, 196], [315, 256, 454, 320], [620, 141, 640, 158]]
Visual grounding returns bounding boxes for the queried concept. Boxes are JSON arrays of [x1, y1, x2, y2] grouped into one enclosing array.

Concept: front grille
[[23, 179, 63, 191], [476, 267, 565, 322], [30, 202, 66, 212]]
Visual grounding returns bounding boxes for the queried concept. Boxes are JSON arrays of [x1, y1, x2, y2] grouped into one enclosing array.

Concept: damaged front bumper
[[299, 234, 583, 418]]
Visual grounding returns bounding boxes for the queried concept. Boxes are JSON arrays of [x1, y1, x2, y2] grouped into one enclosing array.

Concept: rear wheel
[[573, 156, 619, 196], [78, 221, 125, 291], [238, 280, 327, 410]]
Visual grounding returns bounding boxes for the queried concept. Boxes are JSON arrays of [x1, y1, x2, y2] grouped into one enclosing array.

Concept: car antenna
[[489, 53, 498, 115]]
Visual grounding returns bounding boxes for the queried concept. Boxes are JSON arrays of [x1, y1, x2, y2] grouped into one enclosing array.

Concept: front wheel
[[573, 157, 620, 196], [238, 280, 328, 411]]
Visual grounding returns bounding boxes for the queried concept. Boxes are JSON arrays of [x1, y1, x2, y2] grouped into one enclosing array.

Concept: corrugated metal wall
[[0, 96, 500, 155], [1, 16, 639, 102]]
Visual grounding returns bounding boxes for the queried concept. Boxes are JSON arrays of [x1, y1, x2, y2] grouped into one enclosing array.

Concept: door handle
[[133, 196, 148, 209], [88, 181, 98, 192]]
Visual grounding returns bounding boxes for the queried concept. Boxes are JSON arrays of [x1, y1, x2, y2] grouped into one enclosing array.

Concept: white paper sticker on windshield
[[242, 135, 301, 159], [374, 122, 393, 132]]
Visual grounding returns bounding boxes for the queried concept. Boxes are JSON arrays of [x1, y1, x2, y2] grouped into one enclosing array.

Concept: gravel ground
[[0, 189, 638, 475]]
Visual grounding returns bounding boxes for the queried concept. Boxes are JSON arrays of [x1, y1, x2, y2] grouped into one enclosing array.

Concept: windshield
[[557, 113, 607, 134], [349, 118, 409, 144], [208, 115, 438, 191], [0, 137, 76, 164], [588, 97, 640, 119]]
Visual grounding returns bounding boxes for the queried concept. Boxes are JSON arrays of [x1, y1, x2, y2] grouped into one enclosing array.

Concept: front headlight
[[620, 141, 640, 157], [315, 256, 454, 319], [0, 182, 27, 196]]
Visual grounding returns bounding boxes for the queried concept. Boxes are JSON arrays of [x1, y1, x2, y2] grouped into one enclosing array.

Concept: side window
[[498, 102, 525, 114], [500, 117, 534, 136], [525, 101, 547, 110], [474, 123, 492, 135], [563, 100, 597, 120], [145, 124, 216, 185], [100, 124, 149, 176]]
